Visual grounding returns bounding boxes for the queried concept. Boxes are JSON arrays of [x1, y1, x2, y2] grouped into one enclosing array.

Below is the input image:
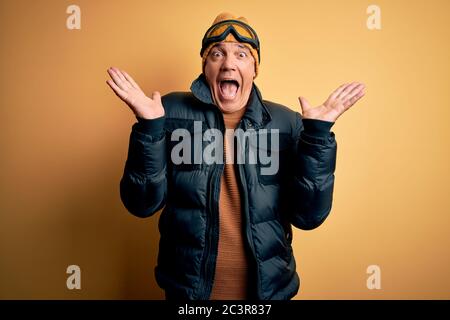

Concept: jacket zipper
[[237, 119, 262, 300], [199, 114, 262, 299], [198, 109, 225, 300]]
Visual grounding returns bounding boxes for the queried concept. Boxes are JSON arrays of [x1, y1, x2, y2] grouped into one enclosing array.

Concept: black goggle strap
[[201, 21, 260, 61], [204, 19, 258, 40], [203, 27, 258, 50]]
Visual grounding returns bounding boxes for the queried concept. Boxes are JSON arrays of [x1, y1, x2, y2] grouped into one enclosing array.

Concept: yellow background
[[1, 0, 449, 299]]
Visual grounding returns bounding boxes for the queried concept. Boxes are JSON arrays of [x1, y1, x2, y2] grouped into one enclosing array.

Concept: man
[[106, 12, 365, 300]]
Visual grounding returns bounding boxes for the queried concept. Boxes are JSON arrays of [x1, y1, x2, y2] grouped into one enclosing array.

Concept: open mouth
[[218, 79, 240, 100]]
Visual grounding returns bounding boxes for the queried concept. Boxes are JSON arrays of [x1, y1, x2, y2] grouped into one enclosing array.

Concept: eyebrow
[[212, 43, 250, 51]]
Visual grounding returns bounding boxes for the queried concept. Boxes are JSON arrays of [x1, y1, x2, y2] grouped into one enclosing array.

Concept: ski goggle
[[200, 19, 260, 62]]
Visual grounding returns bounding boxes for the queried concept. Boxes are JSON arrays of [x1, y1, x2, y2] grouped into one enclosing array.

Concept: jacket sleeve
[[119, 116, 167, 218], [288, 113, 337, 230]]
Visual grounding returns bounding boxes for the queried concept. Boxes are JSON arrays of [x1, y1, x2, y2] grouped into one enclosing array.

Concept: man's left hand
[[298, 82, 366, 122]]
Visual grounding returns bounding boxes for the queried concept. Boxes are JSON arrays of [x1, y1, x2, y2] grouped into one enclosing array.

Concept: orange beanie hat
[[201, 13, 260, 77]]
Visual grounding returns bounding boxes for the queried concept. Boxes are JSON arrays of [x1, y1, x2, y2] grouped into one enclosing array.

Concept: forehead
[[211, 42, 250, 51]]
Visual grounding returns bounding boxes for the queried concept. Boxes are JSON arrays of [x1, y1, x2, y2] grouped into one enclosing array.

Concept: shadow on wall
[[61, 58, 188, 300], [0, 128, 165, 299], [58, 49, 192, 300], [59, 138, 165, 299], [95, 117, 169, 300], [0, 54, 186, 299]]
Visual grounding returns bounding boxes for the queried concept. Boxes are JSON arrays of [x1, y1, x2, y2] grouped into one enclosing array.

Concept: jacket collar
[[190, 74, 272, 129]]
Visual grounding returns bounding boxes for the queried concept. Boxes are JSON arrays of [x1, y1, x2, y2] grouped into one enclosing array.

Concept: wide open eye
[[210, 50, 223, 58]]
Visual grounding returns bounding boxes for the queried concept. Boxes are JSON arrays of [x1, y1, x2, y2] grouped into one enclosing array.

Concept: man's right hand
[[106, 67, 165, 119]]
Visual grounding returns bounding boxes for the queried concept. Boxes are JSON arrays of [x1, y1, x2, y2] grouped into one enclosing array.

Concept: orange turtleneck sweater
[[209, 105, 249, 300]]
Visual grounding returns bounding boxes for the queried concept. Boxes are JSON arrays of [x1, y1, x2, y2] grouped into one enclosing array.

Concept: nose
[[220, 54, 236, 72]]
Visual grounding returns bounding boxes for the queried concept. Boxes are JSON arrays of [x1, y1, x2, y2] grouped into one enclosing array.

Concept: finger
[[343, 89, 365, 109], [115, 68, 135, 90], [111, 67, 128, 83], [343, 83, 365, 102], [106, 79, 128, 100], [108, 68, 129, 91], [152, 91, 162, 104], [110, 67, 132, 90], [122, 71, 142, 90], [329, 83, 350, 100], [336, 82, 360, 100], [298, 96, 312, 114]]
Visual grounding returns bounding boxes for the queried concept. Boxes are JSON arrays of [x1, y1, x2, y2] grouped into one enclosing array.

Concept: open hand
[[106, 67, 164, 119], [298, 82, 365, 122]]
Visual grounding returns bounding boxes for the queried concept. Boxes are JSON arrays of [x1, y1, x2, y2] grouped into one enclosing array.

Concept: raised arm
[[106, 67, 167, 218], [289, 82, 365, 229]]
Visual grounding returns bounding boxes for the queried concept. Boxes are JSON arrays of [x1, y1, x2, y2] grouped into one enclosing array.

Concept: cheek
[[240, 64, 256, 83], [204, 68, 215, 87], [239, 60, 255, 78], [204, 59, 220, 76], [240, 73, 254, 94], [204, 63, 212, 78]]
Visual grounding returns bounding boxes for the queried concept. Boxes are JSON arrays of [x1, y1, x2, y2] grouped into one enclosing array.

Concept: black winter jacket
[[120, 74, 337, 300]]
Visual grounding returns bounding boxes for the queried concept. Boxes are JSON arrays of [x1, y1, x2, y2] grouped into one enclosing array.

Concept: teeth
[[221, 80, 239, 86]]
